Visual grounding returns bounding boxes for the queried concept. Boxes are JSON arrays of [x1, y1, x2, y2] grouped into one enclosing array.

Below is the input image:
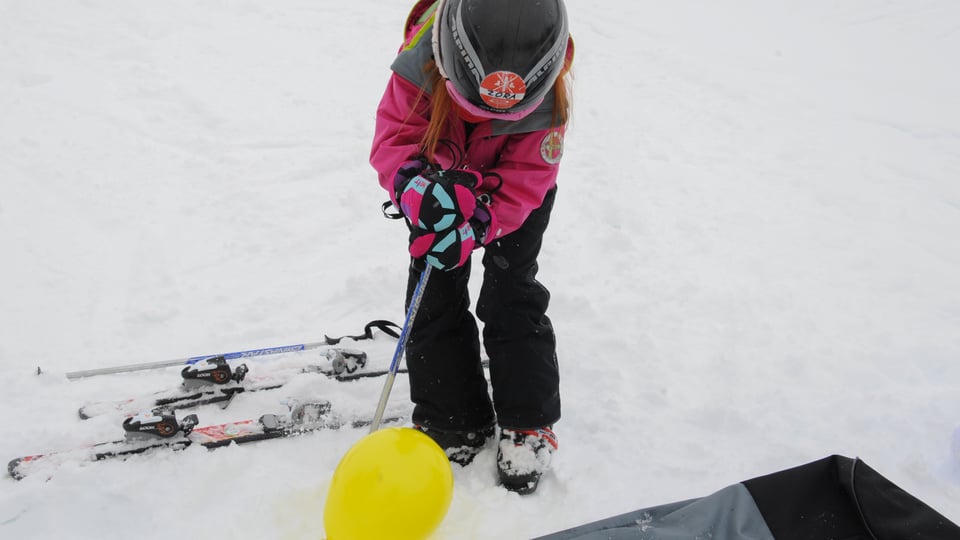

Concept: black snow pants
[[404, 188, 560, 432]]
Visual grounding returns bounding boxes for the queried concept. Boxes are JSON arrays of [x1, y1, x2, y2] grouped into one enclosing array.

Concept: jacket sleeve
[[479, 126, 565, 243], [370, 72, 565, 244], [369, 74, 458, 197]]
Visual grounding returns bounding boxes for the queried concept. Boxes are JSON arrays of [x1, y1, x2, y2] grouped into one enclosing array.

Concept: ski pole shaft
[[65, 341, 333, 380], [370, 265, 432, 432], [61, 320, 402, 380]]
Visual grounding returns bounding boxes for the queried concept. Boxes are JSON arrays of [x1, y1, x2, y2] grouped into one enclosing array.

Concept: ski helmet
[[433, 0, 569, 118]]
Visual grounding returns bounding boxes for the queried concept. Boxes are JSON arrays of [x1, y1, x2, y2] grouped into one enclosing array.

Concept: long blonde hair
[[418, 57, 573, 162]]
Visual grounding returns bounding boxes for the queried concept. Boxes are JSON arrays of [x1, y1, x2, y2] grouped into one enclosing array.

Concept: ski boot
[[497, 426, 558, 494], [415, 424, 494, 466]]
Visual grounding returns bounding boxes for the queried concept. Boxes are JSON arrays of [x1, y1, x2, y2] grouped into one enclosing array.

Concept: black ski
[[10, 402, 402, 480]]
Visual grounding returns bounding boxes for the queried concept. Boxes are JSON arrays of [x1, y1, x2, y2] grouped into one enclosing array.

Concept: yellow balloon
[[324, 427, 454, 540]]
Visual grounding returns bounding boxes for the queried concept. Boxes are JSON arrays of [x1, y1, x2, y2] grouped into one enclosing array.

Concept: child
[[370, 0, 572, 494]]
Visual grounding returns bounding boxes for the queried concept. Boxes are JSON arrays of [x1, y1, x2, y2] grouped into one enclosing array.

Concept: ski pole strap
[[324, 320, 402, 345], [382, 200, 405, 220]]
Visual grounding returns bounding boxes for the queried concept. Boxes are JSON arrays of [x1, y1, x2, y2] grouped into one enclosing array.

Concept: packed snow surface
[[1, 1, 958, 538]]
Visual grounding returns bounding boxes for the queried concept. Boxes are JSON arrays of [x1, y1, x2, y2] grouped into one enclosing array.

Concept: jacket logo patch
[[480, 71, 526, 110], [540, 130, 564, 164]]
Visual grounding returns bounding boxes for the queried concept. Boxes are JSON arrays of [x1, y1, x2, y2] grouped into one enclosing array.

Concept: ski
[[78, 348, 373, 419], [9, 402, 403, 480]]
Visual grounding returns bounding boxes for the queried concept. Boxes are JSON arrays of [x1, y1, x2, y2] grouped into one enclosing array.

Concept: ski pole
[[62, 341, 335, 380], [62, 321, 401, 380], [370, 264, 432, 432]]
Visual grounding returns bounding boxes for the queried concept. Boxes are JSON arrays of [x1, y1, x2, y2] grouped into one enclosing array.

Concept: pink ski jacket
[[369, 0, 571, 243]]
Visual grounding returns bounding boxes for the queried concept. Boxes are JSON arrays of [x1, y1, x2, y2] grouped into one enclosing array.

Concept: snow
[[1, 0, 959, 538]]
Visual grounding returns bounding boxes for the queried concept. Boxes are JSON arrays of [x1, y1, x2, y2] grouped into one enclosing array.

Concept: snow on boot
[[497, 426, 558, 495], [414, 424, 494, 466]]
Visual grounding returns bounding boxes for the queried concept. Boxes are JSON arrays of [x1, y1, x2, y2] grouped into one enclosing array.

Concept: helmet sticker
[[540, 130, 564, 165], [479, 71, 527, 110]]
